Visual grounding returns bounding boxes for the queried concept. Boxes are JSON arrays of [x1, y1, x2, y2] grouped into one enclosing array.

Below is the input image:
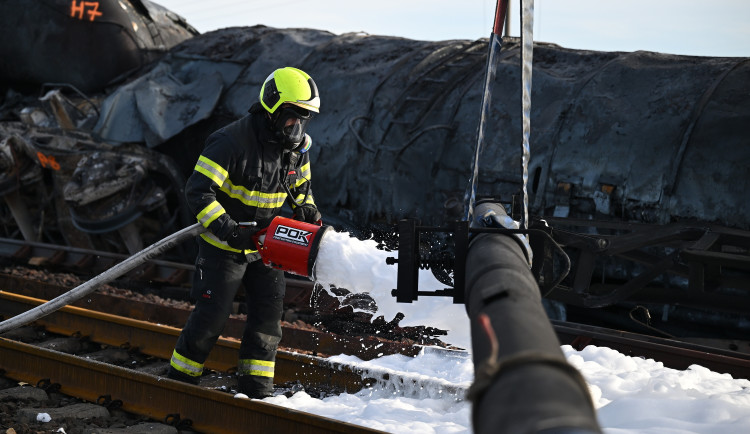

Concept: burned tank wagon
[[0, 21, 749, 341], [86, 26, 750, 231], [0, 0, 197, 93]]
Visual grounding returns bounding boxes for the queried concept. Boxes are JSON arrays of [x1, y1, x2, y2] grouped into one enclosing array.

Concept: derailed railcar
[[0, 23, 748, 343], [88, 27, 750, 231], [0, 0, 196, 256], [0, 0, 197, 93]]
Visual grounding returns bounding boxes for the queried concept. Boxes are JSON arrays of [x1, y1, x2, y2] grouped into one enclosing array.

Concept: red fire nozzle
[[255, 216, 331, 278]]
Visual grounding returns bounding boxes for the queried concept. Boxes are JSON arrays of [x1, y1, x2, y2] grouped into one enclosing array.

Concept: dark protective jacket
[[185, 108, 315, 253]]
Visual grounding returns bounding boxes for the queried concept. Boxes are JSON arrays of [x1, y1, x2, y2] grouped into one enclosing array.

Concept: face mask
[[273, 106, 312, 149]]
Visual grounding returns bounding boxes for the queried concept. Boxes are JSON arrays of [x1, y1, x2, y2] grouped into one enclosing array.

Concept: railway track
[[0, 289, 466, 433], [0, 337, 382, 434], [1, 238, 749, 432]]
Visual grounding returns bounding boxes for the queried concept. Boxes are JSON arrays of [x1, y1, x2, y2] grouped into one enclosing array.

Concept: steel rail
[[0, 290, 469, 405], [0, 291, 369, 392], [552, 320, 750, 380], [0, 223, 206, 334], [0, 236, 195, 284], [3, 290, 748, 384], [2, 239, 747, 379], [0, 338, 384, 434], [0, 273, 421, 359]]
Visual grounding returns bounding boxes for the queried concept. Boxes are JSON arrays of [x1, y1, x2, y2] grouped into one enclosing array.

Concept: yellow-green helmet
[[259, 67, 320, 114]]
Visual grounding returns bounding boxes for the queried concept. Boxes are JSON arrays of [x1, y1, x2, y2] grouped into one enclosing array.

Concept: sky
[[153, 0, 750, 57]]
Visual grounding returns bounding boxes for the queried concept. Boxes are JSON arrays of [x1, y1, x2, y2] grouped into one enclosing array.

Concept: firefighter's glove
[[227, 222, 258, 251], [293, 205, 322, 224]]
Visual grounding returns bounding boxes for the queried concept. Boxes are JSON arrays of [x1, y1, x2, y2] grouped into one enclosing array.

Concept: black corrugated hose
[[465, 201, 602, 434]]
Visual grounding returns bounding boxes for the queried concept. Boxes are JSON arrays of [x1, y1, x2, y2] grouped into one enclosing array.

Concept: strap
[[281, 151, 311, 208]]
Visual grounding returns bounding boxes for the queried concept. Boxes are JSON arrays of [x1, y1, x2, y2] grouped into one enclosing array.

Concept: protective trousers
[[168, 238, 285, 398]]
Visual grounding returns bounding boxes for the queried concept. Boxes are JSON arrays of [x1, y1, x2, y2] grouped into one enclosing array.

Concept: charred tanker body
[[84, 26, 750, 232], [0, 0, 197, 256], [0, 24, 748, 344], [0, 0, 197, 93]]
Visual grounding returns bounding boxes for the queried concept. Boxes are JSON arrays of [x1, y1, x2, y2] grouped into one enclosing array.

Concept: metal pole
[[505, 0, 512, 37], [520, 0, 534, 230], [465, 0, 510, 221], [0, 222, 205, 334]]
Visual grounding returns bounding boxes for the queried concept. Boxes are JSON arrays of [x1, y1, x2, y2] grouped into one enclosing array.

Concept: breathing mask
[[273, 105, 313, 150]]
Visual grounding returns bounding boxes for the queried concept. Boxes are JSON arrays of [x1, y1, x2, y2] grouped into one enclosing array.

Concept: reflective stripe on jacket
[[185, 113, 315, 252]]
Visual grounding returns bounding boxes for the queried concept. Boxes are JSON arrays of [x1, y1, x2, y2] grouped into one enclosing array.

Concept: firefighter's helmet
[[259, 67, 320, 114]]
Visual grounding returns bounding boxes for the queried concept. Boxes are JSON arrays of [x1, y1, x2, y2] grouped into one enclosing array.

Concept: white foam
[[314, 229, 471, 349]]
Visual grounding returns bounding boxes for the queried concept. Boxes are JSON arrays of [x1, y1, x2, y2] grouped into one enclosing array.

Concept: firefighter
[[167, 67, 322, 398]]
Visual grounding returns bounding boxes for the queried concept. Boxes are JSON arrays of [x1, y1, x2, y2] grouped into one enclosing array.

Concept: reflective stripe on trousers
[[238, 359, 275, 378], [170, 349, 204, 377]]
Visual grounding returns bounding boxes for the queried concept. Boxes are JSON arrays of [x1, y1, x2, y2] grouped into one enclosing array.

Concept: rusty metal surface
[[0, 273, 193, 326], [0, 338, 383, 434], [0, 291, 370, 392], [0, 272, 420, 359], [4, 289, 749, 383]]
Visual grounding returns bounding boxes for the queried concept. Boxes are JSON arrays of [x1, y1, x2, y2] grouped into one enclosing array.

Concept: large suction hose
[[465, 202, 601, 434]]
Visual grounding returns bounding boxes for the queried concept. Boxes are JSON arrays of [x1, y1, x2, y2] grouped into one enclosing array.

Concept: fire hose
[[0, 216, 331, 334], [0, 222, 207, 334]]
